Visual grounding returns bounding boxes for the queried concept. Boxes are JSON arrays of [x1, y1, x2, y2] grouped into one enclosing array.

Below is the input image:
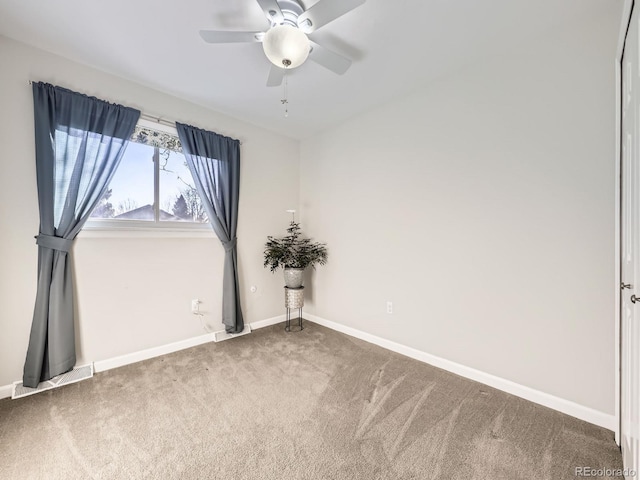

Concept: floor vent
[[214, 325, 252, 342], [12, 364, 94, 399]]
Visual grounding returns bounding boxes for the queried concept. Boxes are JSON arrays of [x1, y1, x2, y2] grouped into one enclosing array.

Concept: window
[[87, 119, 207, 230]]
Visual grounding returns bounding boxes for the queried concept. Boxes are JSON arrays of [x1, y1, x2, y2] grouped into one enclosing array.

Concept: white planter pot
[[283, 268, 304, 288]]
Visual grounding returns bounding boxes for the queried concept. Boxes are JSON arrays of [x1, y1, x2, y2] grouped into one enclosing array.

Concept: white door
[[621, 3, 640, 474]]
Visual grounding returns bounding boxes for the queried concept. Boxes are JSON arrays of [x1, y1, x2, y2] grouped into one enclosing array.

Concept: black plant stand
[[284, 286, 304, 332]]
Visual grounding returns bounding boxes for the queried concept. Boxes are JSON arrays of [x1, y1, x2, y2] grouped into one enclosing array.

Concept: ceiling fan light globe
[[262, 24, 310, 69]]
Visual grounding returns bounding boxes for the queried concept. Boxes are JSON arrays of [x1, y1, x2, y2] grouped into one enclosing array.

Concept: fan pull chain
[[281, 74, 288, 118], [281, 60, 290, 118]]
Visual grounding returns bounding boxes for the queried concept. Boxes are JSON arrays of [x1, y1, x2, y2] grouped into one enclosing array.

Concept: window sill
[[78, 221, 214, 239]]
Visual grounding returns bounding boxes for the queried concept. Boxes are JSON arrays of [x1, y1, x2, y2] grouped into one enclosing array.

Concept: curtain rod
[[139, 113, 243, 145], [28, 81, 243, 145], [139, 112, 177, 128]]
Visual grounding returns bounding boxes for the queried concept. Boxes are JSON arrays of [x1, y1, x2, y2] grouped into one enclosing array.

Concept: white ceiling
[[0, 0, 618, 139]]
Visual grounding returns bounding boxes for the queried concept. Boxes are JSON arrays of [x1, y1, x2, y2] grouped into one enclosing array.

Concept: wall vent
[[214, 325, 252, 342], [12, 364, 94, 399]]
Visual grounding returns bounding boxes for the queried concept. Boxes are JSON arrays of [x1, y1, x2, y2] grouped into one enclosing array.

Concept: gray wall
[[299, 10, 619, 414]]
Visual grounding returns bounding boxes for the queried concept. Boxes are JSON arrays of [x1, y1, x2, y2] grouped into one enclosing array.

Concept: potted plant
[[264, 221, 328, 288]]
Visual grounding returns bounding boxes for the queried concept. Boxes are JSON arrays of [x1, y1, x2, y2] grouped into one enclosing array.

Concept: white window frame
[[80, 118, 213, 238]]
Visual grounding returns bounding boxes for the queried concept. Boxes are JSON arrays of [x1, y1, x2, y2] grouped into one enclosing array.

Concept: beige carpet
[[0, 322, 623, 479]]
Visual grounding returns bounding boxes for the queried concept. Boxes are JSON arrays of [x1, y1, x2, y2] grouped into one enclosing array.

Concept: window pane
[[158, 150, 208, 223], [90, 142, 155, 221]]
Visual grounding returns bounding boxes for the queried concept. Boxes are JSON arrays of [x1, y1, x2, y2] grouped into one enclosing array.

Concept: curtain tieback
[[35, 234, 73, 253], [222, 237, 237, 253]]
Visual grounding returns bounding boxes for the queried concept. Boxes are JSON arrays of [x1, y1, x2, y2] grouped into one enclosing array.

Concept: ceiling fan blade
[[255, 0, 284, 24], [266, 65, 285, 87], [199, 30, 264, 44], [308, 41, 352, 75], [297, 0, 366, 33]]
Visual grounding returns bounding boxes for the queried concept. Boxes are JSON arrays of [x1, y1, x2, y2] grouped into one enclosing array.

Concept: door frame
[[617, 0, 635, 448]]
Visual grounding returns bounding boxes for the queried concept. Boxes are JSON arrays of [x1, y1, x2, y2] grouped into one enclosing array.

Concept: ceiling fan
[[199, 0, 366, 87]]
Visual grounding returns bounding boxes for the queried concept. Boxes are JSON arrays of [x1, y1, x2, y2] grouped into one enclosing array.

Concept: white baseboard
[[3, 312, 614, 432], [0, 314, 288, 400], [305, 314, 615, 432], [0, 383, 12, 400], [94, 315, 286, 373], [94, 332, 216, 372], [250, 314, 286, 330]]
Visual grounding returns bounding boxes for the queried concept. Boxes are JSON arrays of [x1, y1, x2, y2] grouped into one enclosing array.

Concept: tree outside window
[[90, 124, 207, 224]]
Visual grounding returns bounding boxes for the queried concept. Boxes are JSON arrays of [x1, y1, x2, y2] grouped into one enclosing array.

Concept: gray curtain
[[175, 122, 244, 333], [23, 83, 140, 388]]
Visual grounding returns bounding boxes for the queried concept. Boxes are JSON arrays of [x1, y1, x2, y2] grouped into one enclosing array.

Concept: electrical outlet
[[386, 301, 393, 314], [191, 299, 200, 313]]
